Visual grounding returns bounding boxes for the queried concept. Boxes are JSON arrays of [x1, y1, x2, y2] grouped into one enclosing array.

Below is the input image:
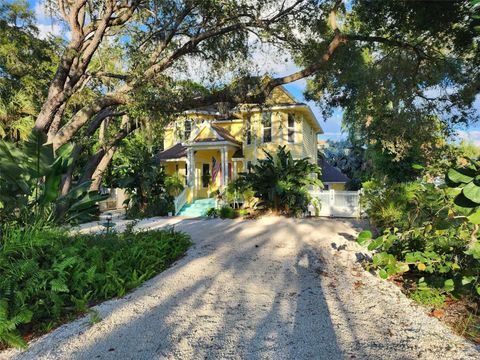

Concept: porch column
[[223, 147, 229, 185], [187, 148, 195, 187], [220, 147, 226, 188], [233, 161, 237, 180]]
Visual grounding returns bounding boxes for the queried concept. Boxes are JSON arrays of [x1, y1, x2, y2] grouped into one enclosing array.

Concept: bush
[[237, 209, 249, 217], [238, 145, 322, 216], [206, 207, 219, 218], [358, 162, 480, 301], [219, 205, 235, 219], [0, 130, 107, 227], [361, 180, 447, 230], [0, 225, 191, 349]]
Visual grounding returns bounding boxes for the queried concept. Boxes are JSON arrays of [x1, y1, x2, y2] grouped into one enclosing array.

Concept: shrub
[[206, 207, 219, 218], [358, 160, 480, 300], [238, 145, 322, 216], [361, 180, 448, 230], [0, 225, 191, 349], [0, 130, 107, 226], [237, 209, 249, 217], [219, 205, 235, 219]]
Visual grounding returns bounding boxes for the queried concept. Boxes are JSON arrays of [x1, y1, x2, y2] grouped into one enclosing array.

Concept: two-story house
[[156, 85, 322, 206]]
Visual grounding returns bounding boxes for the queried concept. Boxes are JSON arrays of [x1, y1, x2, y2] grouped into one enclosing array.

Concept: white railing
[[309, 190, 361, 218], [174, 188, 188, 215]]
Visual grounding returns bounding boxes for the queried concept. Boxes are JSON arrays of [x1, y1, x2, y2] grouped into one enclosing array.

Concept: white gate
[[310, 190, 361, 218]]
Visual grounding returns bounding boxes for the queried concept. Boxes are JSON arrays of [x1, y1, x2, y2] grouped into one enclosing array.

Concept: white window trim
[[262, 112, 272, 143], [287, 113, 296, 143]]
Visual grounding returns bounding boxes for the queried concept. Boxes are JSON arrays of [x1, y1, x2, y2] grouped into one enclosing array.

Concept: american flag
[[212, 156, 221, 184]]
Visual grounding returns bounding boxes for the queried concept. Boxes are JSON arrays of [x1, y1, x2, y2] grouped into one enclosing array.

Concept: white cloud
[[34, 2, 49, 23], [33, 2, 69, 40], [456, 130, 480, 146], [36, 23, 64, 39]]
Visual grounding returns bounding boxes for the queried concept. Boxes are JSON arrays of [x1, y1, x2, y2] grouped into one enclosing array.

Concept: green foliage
[[109, 132, 172, 218], [206, 207, 219, 218], [446, 159, 480, 220], [238, 146, 322, 216], [0, 129, 107, 226], [219, 205, 235, 219], [359, 161, 480, 300], [0, 2, 58, 141], [165, 174, 184, 198], [410, 288, 446, 308], [0, 224, 191, 349], [361, 180, 449, 230], [321, 139, 365, 189]]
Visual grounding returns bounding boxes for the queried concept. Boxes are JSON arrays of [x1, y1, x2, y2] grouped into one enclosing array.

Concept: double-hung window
[[246, 117, 252, 145], [287, 113, 296, 143], [184, 120, 192, 140], [262, 112, 272, 143]]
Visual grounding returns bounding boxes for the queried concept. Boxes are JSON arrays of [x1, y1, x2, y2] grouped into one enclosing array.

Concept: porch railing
[[174, 188, 188, 215]]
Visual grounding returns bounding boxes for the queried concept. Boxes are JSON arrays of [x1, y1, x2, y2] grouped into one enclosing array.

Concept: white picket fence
[[309, 190, 362, 218]]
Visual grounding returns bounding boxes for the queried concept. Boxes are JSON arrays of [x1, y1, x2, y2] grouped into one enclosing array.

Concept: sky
[[28, 0, 479, 144]]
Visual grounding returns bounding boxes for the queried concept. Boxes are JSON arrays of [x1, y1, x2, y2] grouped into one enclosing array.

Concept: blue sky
[[29, 0, 479, 144]]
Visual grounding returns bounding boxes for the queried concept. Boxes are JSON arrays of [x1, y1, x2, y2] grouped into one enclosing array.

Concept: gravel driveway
[[2, 216, 479, 360]]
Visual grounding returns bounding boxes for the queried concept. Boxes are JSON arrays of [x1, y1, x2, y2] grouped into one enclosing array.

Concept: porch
[[158, 144, 244, 213]]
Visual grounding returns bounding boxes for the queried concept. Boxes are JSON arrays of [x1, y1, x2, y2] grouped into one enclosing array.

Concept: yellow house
[[156, 85, 323, 207]]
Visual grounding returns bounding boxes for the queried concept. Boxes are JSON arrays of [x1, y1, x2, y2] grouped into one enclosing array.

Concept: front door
[[202, 163, 210, 188]]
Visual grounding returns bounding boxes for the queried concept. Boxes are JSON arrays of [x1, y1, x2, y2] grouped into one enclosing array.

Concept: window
[[287, 113, 295, 143], [184, 120, 192, 140], [202, 163, 210, 188], [246, 117, 252, 145], [247, 161, 252, 173], [262, 112, 272, 143], [184, 163, 188, 185]]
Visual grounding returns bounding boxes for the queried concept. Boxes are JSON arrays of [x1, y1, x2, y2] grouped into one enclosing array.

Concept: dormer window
[[287, 113, 295, 143], [262, 112, 272, 143], [184, 120, 192, 140]]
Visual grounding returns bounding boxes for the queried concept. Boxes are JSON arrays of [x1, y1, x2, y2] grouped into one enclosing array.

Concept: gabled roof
[[189, 121, 241, 145], [318, 158, 349, 183], [155, 143, 187, 162]]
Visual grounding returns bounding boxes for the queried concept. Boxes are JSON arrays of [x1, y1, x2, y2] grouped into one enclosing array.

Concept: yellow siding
[[266, 87, 296, 105], [302, 117, 317, 163], [195, 126, 217, 140], [159, 91, 326, 200], [164, 129, 175, 149], [330, 183, 346, 191]]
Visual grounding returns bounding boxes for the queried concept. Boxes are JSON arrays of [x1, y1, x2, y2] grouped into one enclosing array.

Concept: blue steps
[[177, 198, 216, 217]]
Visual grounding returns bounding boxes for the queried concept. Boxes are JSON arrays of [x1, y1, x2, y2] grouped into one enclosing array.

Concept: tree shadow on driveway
[[8, 217, 476, 360]]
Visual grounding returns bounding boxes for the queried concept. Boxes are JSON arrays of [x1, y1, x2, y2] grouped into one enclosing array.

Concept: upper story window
[[246, 117, 252, 145], [287, 113, 295, 143], [184, 120, 192, 140], [262, 112, 272, 143]]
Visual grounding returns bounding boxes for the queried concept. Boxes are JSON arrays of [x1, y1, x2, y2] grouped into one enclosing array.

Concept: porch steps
[[177, 198, 216, 217]]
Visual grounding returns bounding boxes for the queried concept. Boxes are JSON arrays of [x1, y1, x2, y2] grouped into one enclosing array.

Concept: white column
[[233, 161, 237, 180], [224, 147, 229, 185], [220, 147, 226, 188], [187, 148, 194, 187]]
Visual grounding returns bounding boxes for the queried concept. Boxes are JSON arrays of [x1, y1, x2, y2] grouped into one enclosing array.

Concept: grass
[[0, 224, 191, 349]]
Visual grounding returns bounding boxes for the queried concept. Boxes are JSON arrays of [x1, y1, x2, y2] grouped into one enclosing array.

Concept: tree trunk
[[47, 103, 66, 143], [50, 90, 129, 151], [59, 109, 124, 195], [90, 146, 118, 191]]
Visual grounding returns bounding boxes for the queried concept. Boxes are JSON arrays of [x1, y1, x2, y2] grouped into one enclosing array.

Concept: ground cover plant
[[0, 225, 191, 349], [358, 159, 480, 341]]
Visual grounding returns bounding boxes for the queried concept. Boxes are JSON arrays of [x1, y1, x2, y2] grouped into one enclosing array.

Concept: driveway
[[2, 217, 479, 359]]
